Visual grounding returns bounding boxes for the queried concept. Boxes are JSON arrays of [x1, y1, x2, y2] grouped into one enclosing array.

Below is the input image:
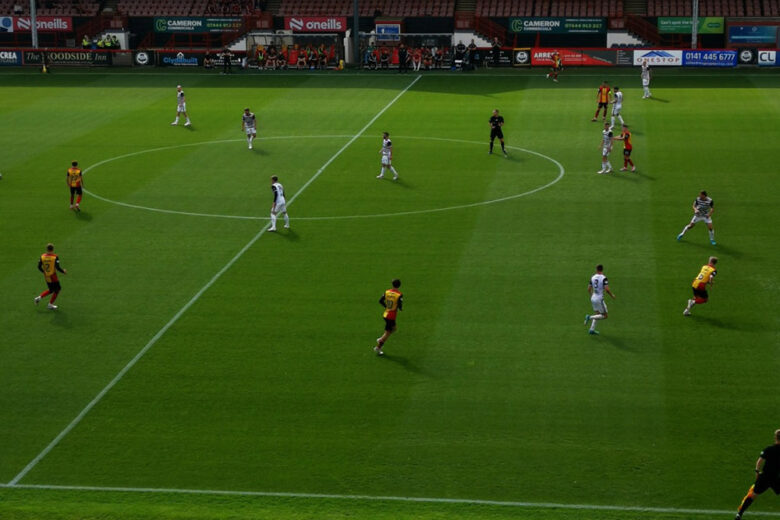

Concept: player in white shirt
[[677, 191, 716, 245], [584, 264, 616, 335], [610, 86, 625, 128], [242, 108, 257, 149], [641, 60, 652, 99], [598, 122, 614, 174], [376, 132, 399, 181], [269, 175, 289, 232], [171, 85, 191, 127]]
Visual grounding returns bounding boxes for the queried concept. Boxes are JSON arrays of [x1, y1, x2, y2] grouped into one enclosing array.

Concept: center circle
[[83, 136, 565, 221]]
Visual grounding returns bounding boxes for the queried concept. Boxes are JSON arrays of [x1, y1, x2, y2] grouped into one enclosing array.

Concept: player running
[[488, 109, 507, 156], [592, 81, 611, 122], [641, 60, 652, 99], [66, 160, 83, 211], [735, 429, 780, 520], [683, 256, 717, 316], [171, 85, 191, 127], [610, 86, 625, 128], [376, 132, 399, 180], [613, 125, 635, 172], [34, 243, 67, 310], [677, 191, 716, 245], [269, 175, 289, 232], [242, 108, 257, 150], [597, 122, 614, 174], [546, 50, 561, 82], [584, 264, 616, 335], [374, 278, 403, 356]]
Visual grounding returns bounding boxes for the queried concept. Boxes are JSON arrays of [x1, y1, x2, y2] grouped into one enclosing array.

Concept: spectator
[[380, 47, 390, 69], [13, 3, 23, 15], [454, 40, 466, 69], [422, 47, 433, 70], [434, 47, 444, 69], [317, 43, 328, 69], [366, 47, 378, 69], [267, 45, 278, 69], [256, 45, 266, 69], [397, 44, 408, 73], [204, 52, 214, 69], [491, 37, 501, 67], [221, 47, 232, 73], [411, 47, 422, 71], [82, 35, 90, 48], [111, 35, 119, 49], [296, 46, 307, 69]]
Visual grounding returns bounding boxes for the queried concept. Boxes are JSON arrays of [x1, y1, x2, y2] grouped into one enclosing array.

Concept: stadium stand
[[116, 0, 197, 16], [646, 0, 776, 15], [275, 0, 456, 17], [0, 0, 101, 16]]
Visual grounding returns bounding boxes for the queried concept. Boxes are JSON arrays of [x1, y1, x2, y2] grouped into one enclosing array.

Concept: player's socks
[[618, 115, 625, 126], [737, 487, 755, 517], [49, 292, 58, 304], [76, 195, 82, 205], [489, 142, 494, 153], [283, 214, 290, 228], [269, 213, 277, 230], [39, 290, 51, 298], [708, 230, 715, 241], [679, 226, 689, 237]]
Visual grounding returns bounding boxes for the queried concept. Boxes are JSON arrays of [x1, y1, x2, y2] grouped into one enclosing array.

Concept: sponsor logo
[[0, 50, 21, 65], [15, 16, 72, 32], [284, 16, 346, 32], [155, 18, 167, 31], [758, 50, 776, 66], [0, 16, 14, 32], [162, 52, 199, 66], [633, 50, 682, 66], [514, 50, 529, 64], [739, 49, 755, 63], [135, 51, 150, 65]]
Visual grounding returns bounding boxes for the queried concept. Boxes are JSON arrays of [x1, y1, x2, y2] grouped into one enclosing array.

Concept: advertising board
[[758, 49, 777, 66], [728, 25, 778, 44], [509, 17, 606, 34], [24, 50, 111, 65], [1, 16, 73, 32], [284, 17, 347, 33], [154, 17, 243, 33], [633, 49, 683, 66], [658, 17, 724, 34], [0, 49, 22, 65], [683, 49, 737, 67]]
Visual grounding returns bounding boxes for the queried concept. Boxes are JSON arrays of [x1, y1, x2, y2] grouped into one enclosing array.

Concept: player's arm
[[707, 202, 714, 217], [397, 295, 403, 311], [271, 186, 278, 211], [55, 258, 67, 275], [755, 455, 766, 474], [605, 285, 616, 299], [38, 259, 44, 273], [692, 201, 698, 213], [378, 295, 386, 307]]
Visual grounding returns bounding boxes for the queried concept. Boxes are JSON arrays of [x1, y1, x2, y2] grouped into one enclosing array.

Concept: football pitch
[[0, 66, 778, 520]]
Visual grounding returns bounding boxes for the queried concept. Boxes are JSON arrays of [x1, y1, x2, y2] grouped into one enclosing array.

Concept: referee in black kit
[[488, 109, 507, 156], [736, 429, 780, 519]]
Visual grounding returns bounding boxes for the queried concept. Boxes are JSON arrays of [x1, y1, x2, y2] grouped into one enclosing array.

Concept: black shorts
[[70, 186, 83, 195], [623, 149, 632, 156], [384, 318, 396, 332], [598, 102, 608, 109], [490, 128, 504, 140], [47, 281, 62, 293], [692, 288, 708, 301], [754, 474, 780, 495]]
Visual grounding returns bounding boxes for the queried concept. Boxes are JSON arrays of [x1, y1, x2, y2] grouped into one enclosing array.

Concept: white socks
[[708, 229, 715, 240], [590, 314, 604, 330], [270, 213, 276, 228]]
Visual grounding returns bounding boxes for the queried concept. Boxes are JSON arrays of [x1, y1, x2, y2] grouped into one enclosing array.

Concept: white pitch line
[[2, 483, 779, 518], [6, 74, 422, 487]]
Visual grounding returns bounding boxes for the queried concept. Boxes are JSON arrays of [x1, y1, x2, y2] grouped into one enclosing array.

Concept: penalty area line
[[6, 74, 422, 487], [2, 483, 779, 517]]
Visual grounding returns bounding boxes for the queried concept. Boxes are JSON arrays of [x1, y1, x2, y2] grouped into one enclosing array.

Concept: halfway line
[[7, 74, 422, 487], [3, 483, 779, 518]]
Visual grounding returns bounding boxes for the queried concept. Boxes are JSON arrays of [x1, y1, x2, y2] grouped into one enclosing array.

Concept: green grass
[[0, 67, 778, 520]]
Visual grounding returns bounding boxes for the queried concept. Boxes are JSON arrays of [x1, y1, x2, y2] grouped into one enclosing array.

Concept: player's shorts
[[69, 186, 82, 195], [598, 102, 609, 109], [273, 201, 287, 214], [245, 127, 257, 136], [692, 287, 708, 302], [381, 155, 391, 166], [623, 148, 632, 157], [642, 78, 650, 87], [612, 106, 622, 116], [47, 280, 62, 293], [689, 214, 712, 225], [754, 475, 780, 495], [177, 103, 186, 113], [602, 146, 612, 156], [490, 128, 504, 140], [384, 317, 397, 332], [591, 296, 607, 314]]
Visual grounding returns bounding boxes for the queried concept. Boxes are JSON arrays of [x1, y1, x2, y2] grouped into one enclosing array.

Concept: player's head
[[271, 175, 278, 183], [775, 429, 780, 442], [244, 107, 250, 113], [71, 160, 78, 167], [492, 109, 499, 116], [392, 279, 401, 288], [708, 256, 718, 266], [699, 190, 708, 199], [383, 132, 389, 138], [604, 122, 610, 130], [622, 124, 629, 130], [602, 80, 608, 85], [46, 243, 54, 252], [614, 86, 620, 92], [176, 85, 182, 91], [596, 264, 603, 273]]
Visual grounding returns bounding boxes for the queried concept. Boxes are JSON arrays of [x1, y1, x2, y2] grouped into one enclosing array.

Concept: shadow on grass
[[379, 177, 413, 189], [680, 239, 742, 259], [648, 97, 671, 103], [269, 228, 299, 241], [382, 353, 430, 377], [593, 333, 638, 352], [75, 210, 93, 221], [49, 309, 72, 328], [689, 314, 756, 331]]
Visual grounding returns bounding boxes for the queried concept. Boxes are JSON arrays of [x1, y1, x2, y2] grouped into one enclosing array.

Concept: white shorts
[[591, 296, 607, 314], [381, 155, 391, 166], [273, 201, 287, 214], [642, 78, 650, 87], [690, 214, 712, 225], [602, 147, 611, 157], [245, 127, 257, 136], [177, 103, 187, 113], [612, 105, 621, 116]]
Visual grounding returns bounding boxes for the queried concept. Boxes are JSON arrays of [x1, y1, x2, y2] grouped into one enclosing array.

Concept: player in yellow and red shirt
[[34, 243, 67, 310], [67, 160, 83, 211], [613, 124, 636, 172], [592, 81, 612, 122], [546, 50, 562, 82], [683, 257, 717, 316], [374, 279, 403, 356]]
